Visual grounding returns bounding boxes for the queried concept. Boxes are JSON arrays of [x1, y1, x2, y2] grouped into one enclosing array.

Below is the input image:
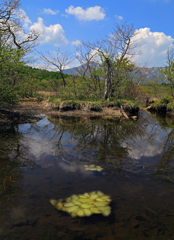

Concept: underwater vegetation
[[50, 191, 111, 217], [84, 164, 103, 172]]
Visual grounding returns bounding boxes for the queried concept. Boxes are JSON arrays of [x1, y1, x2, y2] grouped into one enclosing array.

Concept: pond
[[1, 110, 174, 239]]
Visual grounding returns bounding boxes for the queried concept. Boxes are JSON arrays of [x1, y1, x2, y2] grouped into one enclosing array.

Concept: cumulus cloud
[[30, 17, 68, 46], [115, 15, 123, 20], [71, 40, 82, 46], [14, 9, 32, 29], [65, 5, 105, 21], [43, 8, 59, 15], [132, 28, 174, 67]]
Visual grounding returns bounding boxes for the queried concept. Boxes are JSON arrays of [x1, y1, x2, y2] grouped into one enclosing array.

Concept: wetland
[[1, 110, 174, 239]]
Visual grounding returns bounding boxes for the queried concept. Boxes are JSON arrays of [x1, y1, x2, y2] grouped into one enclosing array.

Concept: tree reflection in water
[[0, 125, 39, 223], [47, 113, 162, 177], [148, 112, 174, 183], [1, 112, 174, 239]]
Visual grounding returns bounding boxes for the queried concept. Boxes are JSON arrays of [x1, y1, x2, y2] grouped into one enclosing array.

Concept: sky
[[19, 0, 174, 69]]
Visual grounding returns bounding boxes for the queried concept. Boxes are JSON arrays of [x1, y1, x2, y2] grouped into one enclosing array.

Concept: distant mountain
[[63, 62, 98, 75], [133, 67, 165, 84], [63, 64, 166, 84]]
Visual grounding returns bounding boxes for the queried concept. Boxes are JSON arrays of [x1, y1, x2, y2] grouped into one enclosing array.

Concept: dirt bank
[[0, 99, 139, 125], [0, 100, 51, 125]]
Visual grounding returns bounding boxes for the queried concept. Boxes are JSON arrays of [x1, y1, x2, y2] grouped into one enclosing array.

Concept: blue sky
[[19, 0, 174, 68]]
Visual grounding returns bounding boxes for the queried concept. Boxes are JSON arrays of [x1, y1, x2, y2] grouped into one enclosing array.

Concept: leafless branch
[[37, 49, 72, 88], [0, 0, 42, 51]]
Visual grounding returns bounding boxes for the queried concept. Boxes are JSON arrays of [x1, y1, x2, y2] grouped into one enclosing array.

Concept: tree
[[38, 49, 72, 88], [78, 22, 141, 100], [102, 22, 141, 100], [160, 47, 174, 97], [0, 0, 42, 104], [0, 45, 26, 104], [74, 43, 104, 99], [0, 0, 41, 51]]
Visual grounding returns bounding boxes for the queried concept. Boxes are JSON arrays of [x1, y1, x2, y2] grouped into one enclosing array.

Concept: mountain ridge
[[63, 64, 166, 84]]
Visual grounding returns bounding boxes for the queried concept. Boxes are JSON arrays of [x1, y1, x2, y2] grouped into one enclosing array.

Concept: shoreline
[[0, 100, 139, 125]]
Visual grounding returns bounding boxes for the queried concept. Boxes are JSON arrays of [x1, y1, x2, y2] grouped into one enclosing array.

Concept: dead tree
[[38, 49, 72, 88], [77, 22, 141, 100], [74, 42, 104, 98]]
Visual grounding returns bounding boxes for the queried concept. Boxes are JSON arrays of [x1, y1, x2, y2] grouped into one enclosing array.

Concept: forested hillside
[[23, 66, 69, 80]]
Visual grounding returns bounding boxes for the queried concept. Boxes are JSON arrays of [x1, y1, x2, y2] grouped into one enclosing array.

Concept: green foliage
[[0, 85, 19, 104], [48, 95, 58, 102], [161, 95, 173, 104], [89, 102, 102, 112], [111, 57, 135, 99], [60, 100, 81, 111], [0, 46, 26, 104], [160, 48, 174, 96], [20, 66, 69, 92], [109, 97, 114, 101], [36, 96, 44, 103], [0, 44, 70, 104]]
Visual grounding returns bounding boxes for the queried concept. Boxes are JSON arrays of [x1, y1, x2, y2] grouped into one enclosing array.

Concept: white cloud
[[43, 8, 59, 15], [132, 28, 174, 67], [74, 48, 101, 65], [89, 48, 102, 62], [115, 15, 123, 20], [65, 5, 105, 21], [14, 9, 32, 29], [30, 17, 68, 46], [71, 40, 82, 46], [61, 14, 69, 18]]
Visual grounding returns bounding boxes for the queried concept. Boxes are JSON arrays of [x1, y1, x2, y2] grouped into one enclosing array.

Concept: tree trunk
[[104, 59, 110, 100], [170, 84, 173, 97], [60, 71, 66, 88]]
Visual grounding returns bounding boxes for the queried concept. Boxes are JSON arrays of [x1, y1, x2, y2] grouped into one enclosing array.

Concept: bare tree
[[76, 22, 141, 100], [38, 49, 72, 88], [160, 47, 174, 96], [75, 43, 99, 77], [74, 42, 104, 98], [109, 22, 141, 59], [0, 0, 41, 50]]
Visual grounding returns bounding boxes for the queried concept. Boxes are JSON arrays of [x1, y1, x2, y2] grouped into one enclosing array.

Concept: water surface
[[1, 111, 174, 239]]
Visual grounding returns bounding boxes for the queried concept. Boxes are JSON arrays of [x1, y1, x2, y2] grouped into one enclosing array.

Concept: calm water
[[1, 111, 174, 239]]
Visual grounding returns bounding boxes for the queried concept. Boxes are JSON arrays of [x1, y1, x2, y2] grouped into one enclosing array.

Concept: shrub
[[161, 95, 173, 104], [109, 97, 114, 102]]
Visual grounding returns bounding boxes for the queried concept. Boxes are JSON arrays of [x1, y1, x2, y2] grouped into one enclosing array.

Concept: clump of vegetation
[[109, 97, 114, 102], [36, 96, 44, 103], [60, 100, 81, 111], [161, 95, 173, 104], [149, 95, 174, 112], [89, 103, 103, 112]]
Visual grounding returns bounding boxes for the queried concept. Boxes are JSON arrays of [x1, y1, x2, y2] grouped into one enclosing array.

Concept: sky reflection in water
[[1, 110, 174, 239]]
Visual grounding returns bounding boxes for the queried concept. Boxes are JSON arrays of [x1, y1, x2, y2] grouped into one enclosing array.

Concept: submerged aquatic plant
[[50, 191, 111, 217], [84, 164, 103, 172]]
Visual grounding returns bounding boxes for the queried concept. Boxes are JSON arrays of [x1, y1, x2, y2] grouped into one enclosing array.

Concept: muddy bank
[[0, 100, 51, 125], [146, 104, 174, 117], [0, 99, 139, 125], [145, 97, 174, 116]]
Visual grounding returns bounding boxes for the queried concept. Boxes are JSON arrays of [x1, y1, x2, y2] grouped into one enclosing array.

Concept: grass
[[47, 95, 139, 112], [142, 84, 171, 98]]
